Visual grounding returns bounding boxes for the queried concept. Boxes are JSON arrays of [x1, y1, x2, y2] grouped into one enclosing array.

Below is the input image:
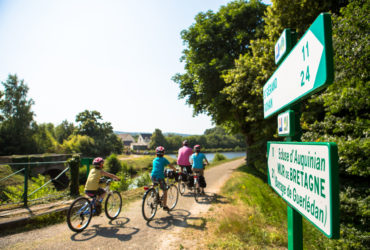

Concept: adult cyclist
[[177, 140, 193, 175], [190, 145, 209, 194], [151, 146, 176, 211]]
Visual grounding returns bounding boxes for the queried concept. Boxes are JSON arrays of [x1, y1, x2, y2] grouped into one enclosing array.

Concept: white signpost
[[263, 14, 334, 118], [267, 142, 339, 238]]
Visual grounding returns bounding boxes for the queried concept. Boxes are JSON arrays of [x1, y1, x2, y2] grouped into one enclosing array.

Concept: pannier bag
[[187, 176, 194, 188], [174, 171, 179, 182], [180, 172, 188, 182], [199, 175, 207, 188], [165, 169, 175, 179]]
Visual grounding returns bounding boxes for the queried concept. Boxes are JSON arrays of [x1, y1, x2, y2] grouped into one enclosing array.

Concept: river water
[[167, 151, 245, 162]]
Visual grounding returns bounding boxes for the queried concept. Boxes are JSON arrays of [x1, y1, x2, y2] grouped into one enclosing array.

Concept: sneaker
[[163, 206, 170, 212]]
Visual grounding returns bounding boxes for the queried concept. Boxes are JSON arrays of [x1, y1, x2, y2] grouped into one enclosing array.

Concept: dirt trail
[[0, 158, 244, 250]]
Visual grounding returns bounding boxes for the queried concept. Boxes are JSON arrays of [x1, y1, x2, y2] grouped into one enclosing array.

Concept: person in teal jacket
[[190, 144, 209, 194], [151, 146, 176, 211]]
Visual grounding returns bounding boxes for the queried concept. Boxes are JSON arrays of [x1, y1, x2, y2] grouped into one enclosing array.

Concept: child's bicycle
[[66, 177, 122, 232], [141, 179, 179, 221], [193, 164, 207, 202], [192, 170, 203, 202]]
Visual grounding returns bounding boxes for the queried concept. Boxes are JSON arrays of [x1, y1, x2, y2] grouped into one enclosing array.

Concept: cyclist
[[151, 146, 176, 211], [190, 145, 209, 194], [177, 140, 193, 175], [84, 157, 120, 215]]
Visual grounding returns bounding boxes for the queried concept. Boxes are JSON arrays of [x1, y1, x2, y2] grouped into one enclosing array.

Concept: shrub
[[105, 154, 122, 175], [213, 153, 227, 162]]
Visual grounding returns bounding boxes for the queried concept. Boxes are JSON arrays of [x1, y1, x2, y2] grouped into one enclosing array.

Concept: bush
[[78, 165, 88, 185], [213, 153, 227, 162], [105, 154, 122, 175], [110, 170, 132, 192]]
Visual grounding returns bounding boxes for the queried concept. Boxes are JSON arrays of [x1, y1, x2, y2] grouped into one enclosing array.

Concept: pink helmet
[[156, 146, 165, 156], [194, 145, 201, 152], [93, 157, 104, 166]]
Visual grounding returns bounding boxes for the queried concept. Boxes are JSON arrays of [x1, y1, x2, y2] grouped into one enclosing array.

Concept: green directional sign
[[263, 13, 334, 118], [267, 141, 339, 238]]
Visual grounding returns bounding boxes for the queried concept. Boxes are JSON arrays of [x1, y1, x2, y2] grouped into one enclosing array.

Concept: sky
[[0, 0, 270, 135]]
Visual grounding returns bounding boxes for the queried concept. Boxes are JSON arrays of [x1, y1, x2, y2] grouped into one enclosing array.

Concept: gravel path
[[0, 158, 244, 250]]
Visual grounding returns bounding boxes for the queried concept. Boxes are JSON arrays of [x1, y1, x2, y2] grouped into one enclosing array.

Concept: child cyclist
[[190, 145, 209, 194], [84, 157, 120, 215], [151, 146, 176, 211]]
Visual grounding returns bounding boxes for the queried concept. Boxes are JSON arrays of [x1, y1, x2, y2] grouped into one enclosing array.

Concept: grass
[[180, 163, 333, 249]]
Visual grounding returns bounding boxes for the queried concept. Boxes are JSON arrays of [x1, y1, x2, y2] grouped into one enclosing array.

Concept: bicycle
[[193, 165, 207, 202], [142, 179, 179, 221], [66, 177, 122, 232]]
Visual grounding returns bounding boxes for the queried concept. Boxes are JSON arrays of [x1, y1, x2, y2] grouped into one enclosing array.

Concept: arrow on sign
[[263, 13, 333, 118]]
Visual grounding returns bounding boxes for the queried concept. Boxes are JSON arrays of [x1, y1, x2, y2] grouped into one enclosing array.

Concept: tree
[[222, 0, 344, 168], [55, 120, 75, 144], [61, 134, 96, 156], [0, 75, 36, 155], [149, 129, 167, 149], [173, 0, 267, 162], [173, 0, 266, 121], [301, 0, 369, 246], [32, 123, 59, 153], [75, 110, 123, 156]]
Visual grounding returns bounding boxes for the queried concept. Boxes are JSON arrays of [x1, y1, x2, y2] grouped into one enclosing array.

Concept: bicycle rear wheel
[[142, 188, 158, 221], [67, 197, 92, 232], [105, 191, 122, 220], [178, 176, 186, 195], [167, 184, 179, 210], [194, 180, 200, 202]]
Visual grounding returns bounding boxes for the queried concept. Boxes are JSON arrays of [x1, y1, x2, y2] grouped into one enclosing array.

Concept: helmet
[[155, 146, 165, 156], [194, 145, 201, 152], [92, 157, 104, 166], [183, 140, 188, 146]]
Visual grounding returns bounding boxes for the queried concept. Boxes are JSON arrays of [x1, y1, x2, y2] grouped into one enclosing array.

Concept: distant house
[[130, 133, 152, 150], [138, 133, 152, 144], [117, 134, 135, 147]]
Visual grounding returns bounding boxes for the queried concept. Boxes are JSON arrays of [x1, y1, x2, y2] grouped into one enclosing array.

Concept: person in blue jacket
[[151, 146, 176, 211], [190, 144, 209, 194]]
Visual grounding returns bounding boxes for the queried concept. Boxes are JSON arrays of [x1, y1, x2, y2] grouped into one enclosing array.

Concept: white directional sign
[[263, 13, 333, 118], [267, 141, 339, 238]]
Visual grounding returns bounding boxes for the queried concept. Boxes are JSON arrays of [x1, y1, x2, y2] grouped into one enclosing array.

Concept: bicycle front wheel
[[167, 184, 179, 210], [142, 188, 158, 221], [105, 191, 122, 220], [67, 197, 92, 232]]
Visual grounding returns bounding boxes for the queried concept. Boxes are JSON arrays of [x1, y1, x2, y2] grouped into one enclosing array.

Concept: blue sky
[[0, 0, 270, 135]]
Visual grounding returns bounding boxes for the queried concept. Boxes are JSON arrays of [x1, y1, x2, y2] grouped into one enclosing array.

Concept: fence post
[[68, 155, 80, 196], [23, 162, 29, 207]]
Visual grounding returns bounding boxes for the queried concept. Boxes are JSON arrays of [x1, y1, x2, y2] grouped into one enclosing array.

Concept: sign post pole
[[288, 205, 303, 249], [286, 104, 303, 250]]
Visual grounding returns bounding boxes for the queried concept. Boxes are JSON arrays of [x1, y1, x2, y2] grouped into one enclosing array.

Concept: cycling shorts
[[179, 165, 192, 174], [85, 188, 105, 197], [151, 176, 166, 190]]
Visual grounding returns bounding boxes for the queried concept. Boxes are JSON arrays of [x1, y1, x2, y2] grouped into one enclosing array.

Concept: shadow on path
[[146, 208, 207, 231], [70, 216, 139, 242]]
